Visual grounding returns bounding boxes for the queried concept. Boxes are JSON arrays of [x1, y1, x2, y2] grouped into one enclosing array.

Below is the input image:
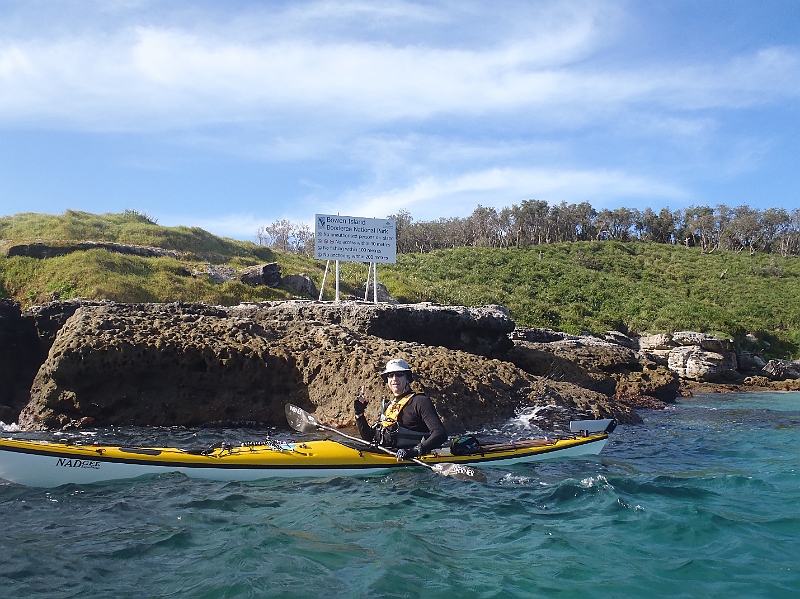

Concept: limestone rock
[[672, 331, 733, 352], [639, 349, 672, 366], [238, 263, 281, 287], [232, 301, 515, 357], [16, 302, 640, 431], [762, 359, 800, 381], [506, 340, 617, 395], [668, 346, 727, 381], [23, 298, 111, 346], [508, 331, 680, 404], [0, 240, 183, 260], [534, 337, 640, 370], [604, 331, 636, 349], [362, 282, 397, 303], [613, 366, 680, 403], [192, 264, 237, 284], [282, 273, 319, 299], [638, 333, 675, 351], [743, 375, 772, 387], [737, 351, 767, 372]]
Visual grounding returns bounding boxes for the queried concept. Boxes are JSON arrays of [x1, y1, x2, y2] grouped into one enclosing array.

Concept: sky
[[0, 0, 799, 241]]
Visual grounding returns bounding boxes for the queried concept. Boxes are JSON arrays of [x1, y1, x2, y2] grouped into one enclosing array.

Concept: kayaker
[[354, 358, 448, 461]]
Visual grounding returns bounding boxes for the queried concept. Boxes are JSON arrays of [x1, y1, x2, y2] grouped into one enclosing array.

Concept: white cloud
[[2, 9, 796, 134], [342, 167, 688, 221]]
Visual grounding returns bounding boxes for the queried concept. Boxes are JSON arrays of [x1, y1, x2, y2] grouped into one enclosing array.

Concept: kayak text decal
[[55, 457, 101, 469]]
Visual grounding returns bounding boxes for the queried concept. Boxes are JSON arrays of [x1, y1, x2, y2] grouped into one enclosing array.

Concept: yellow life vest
[[380, 391, 417, 428]]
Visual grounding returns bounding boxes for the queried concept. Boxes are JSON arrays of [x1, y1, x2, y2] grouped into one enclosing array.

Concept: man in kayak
[[354, 358, 448, 461]]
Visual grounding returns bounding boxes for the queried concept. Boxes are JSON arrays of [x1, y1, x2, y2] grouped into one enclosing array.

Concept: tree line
[[257, 202, 800, 256]]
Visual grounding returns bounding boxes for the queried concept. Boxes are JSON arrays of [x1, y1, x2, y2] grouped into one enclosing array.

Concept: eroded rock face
[[763, 360, 800, 380], [506, 329, 680, 405], [737, 351, 767, 373], [0, 300, 45, 422], [667, 346, 739, 382], [231, 301, 515, 357], [0, 240, 183, 260], [638, 334, 675, 351], [17, 302, 640, 431], [672, 331, 734, 353]]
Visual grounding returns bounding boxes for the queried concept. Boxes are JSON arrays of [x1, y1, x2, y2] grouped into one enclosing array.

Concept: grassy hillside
[[2, 211, 799, 357], [383, 242, 800, 357], [0, 211, 339, 305]]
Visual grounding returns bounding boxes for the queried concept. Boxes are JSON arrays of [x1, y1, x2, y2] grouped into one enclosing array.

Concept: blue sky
[[0, 0, 798, 241]]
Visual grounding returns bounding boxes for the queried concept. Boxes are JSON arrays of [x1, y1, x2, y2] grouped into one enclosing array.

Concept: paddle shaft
[[307, 415, 437, 472]]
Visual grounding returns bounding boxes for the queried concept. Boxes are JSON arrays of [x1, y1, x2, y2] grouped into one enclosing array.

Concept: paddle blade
[[431, 462, 487, 483], [285, 404, 322, 434]]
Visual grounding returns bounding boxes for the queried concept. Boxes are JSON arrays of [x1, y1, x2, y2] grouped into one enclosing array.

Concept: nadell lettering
[[56, 457, 101, 469]]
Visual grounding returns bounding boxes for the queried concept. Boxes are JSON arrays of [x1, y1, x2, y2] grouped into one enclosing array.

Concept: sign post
[[314, 214, 397, 302]]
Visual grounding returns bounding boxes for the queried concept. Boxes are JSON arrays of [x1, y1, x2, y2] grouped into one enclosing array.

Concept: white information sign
[[314, 214, 397, 263]]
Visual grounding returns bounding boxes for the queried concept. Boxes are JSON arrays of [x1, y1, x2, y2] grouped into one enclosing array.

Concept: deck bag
[[450, 435, 482, 456]]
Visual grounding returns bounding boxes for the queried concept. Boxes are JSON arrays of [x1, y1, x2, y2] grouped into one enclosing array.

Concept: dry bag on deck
[[450, 436, 482, 456]]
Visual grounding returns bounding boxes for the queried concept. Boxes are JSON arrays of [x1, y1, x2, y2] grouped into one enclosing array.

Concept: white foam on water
[[580, 474, 612, 490], [498, 472, 535, 485], [0, 422, 20, 432]]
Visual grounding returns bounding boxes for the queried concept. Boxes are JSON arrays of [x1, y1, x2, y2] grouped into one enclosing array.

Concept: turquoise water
[[1, 391, 799, 598]]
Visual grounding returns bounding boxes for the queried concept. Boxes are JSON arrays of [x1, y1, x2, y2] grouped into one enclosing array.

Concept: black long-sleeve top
[[355, 393, 448, 454]]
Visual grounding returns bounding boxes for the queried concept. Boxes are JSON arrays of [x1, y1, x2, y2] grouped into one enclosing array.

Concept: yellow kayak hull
[[0, 434, 608, 487]]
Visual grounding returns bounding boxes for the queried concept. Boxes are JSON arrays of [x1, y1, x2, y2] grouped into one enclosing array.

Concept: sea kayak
[[0, 431, 610, 488]]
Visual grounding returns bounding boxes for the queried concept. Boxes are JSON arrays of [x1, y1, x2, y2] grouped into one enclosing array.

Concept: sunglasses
[[385, 372, 406, 379]]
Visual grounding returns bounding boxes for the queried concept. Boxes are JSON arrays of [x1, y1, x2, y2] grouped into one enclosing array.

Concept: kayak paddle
[[284, 403, 487, 483]]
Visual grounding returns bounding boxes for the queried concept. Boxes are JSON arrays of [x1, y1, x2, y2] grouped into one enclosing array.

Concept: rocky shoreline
[[1, 298, 798, 433]]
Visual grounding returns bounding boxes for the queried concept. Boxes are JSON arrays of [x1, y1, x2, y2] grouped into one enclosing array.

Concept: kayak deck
[[0, 434, 608, 487]]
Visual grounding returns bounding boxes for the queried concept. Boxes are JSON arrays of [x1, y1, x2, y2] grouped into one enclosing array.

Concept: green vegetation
[[2, 211, 799, 358], [0, 209, 274, 262], [0, 210, 346, 305], [381, 242, 800, 358]]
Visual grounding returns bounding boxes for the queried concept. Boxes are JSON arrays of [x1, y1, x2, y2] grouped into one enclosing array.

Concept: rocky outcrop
[[667, 346, 727, 382], [231, 301, 515, 357], [737, 351, 768, 373], [628, 330, 741, 383], [0, 240, 183, 260], [0, 300, 45, 422], [282, 273, 319, 299], [17, 302, 639, 431], [672, 331, 734, 353], [191, 264, 238, 284], [762, 359, 800, 380], [507, 328, 679, 406], [363, 282, 397, 304], [237, 263, 281, 287]]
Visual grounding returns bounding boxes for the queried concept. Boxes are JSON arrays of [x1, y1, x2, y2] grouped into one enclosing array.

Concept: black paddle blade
[[431, 462, 488, 483], [285, 404, 322, 434]]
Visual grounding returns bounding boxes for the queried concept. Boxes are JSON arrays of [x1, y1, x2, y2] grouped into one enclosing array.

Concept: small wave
[[0, 422, 20, 432], [498, 472, 536, 485], [581, 474, 613, 490], [488, 404, 566, 439]]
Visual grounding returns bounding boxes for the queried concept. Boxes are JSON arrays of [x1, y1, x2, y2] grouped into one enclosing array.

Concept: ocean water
[[1, 391, 799, 599]]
